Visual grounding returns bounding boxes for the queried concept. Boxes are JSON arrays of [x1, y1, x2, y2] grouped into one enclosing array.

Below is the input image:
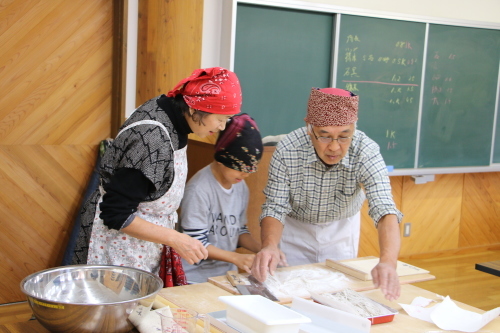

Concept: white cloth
[[88, 120, 188, 274], [280, 212, 361, 266], [129, 305, 173, 333]]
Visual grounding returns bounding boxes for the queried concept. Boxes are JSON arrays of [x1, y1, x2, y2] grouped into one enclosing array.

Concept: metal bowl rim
[[20, 264, 163, 306]]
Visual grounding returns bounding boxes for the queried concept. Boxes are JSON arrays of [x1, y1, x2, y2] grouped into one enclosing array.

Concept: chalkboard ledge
[[388, 165, 500, 176]]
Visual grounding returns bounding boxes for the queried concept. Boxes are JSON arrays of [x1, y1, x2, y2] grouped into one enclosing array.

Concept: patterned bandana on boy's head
[[214, 114, 263, 173], [304, 88, 359, 126], [166, 67, 242, 115]]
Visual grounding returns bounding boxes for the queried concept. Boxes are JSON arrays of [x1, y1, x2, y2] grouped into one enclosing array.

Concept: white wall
[[201, 0, 500, 68], [298, 0, 500, 24]]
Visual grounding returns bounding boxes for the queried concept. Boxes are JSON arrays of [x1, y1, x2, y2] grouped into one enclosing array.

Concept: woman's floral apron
[[87, 120, 187, 278]]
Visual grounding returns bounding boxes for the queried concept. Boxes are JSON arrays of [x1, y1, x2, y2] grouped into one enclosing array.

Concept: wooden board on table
[[154, 288, 227, 333], [326, 256, 430, 281], [157, 282, 233, 314], [208, 260, 435, 303]]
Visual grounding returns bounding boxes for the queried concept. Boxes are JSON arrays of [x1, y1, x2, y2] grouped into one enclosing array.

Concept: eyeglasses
[[309, 125, 352, 145]]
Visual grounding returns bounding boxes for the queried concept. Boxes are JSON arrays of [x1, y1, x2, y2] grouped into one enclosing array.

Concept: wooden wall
[[136, 0, 203, 106], [0, 0, 113, 304], [136, 0, 210, 144]]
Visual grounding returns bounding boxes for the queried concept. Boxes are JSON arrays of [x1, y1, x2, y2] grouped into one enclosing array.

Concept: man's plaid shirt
[[260, 127, 403, 226]]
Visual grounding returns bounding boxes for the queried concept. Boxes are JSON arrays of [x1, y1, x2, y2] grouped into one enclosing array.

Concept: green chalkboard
[[234, 4, 333, 137], [419, 24, 500, 168], [495, 102, 500, 163], [336, 15, 426, 169], [233, 4, 500, 172]]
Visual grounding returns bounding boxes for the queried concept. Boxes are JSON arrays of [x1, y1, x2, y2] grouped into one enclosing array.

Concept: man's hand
[[250, 245, 283, 282], [374, 214, 401, 301], [278, 248, 288, 267], [371, 261, 400, 301]]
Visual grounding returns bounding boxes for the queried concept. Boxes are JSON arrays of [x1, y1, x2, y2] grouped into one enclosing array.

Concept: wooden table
[[476, 260, 500, 277], [4, 273, 498, 332], [0, 320, 140, 333], [157, 281, 234, 313], [157, 283, 500, 333], [0, 320, 50, 333]]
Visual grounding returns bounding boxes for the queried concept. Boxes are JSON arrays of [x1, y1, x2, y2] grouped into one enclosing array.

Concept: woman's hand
[[121, 217, 208, 264], [168, 232, 209, 265]]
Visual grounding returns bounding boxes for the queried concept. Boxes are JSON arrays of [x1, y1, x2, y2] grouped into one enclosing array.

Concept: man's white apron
[[280, 212, 361, 266]]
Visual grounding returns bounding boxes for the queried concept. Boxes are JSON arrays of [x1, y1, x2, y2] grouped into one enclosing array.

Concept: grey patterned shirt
[[260, 127, 403, 226]]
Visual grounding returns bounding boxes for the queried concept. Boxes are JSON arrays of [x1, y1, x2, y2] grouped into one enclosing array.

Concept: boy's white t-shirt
[[180, 165, 250, 283]]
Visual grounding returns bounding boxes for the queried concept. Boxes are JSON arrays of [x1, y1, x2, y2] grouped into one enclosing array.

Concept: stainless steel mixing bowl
[[20, 265, 163, 333]]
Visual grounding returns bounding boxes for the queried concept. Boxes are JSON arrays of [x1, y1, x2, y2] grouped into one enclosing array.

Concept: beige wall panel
[[186, 140, 215, 182], [399, 174, 463, 256], [359, 176, 404, 257], [460, 172, 500, 247], [136, 0, 203, 104], [0, 0, 112, 304], [245, 147, 275, 242]]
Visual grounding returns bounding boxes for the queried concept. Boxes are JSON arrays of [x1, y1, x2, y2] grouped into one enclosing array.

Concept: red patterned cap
[[304, 88, 358, 126], [167, 67, 242, 115]]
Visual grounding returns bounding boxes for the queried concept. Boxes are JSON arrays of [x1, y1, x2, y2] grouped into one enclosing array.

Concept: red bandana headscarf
[[167, 67, 242, 115], [304, 88, 359, 126]]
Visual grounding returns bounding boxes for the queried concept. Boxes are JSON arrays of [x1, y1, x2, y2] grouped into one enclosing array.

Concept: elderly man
[[251, 87, 403, 301]]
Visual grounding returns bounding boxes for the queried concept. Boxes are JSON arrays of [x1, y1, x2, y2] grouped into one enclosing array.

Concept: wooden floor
[[402, 247, 500, 311], [1, 248, 499, 326], [0, 302, 33, 326]]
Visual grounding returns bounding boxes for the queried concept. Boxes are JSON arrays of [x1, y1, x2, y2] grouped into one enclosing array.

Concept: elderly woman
[[67, 67, 242, 286]]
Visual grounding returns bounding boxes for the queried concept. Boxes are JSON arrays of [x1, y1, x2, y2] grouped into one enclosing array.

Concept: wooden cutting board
[[326, 257, 430, 280], [208, 258, 435, 303], [157, 282, 233, 314]]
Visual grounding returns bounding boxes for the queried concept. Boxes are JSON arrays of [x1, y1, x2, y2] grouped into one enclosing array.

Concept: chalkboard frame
[[204, 0, 500, 176]]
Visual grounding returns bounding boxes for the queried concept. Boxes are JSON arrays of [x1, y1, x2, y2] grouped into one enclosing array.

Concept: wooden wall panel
[[136, 0, 203, 104], [0, 1, 112, 145], [359, 176, 404, 257], [136, 0, 208, 143], [0, 146, 97, 302], [399, 174, 463, 256], [0, 0, 112, 304], [245, 147, 275, 242], [460, 172, 500, 247]]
